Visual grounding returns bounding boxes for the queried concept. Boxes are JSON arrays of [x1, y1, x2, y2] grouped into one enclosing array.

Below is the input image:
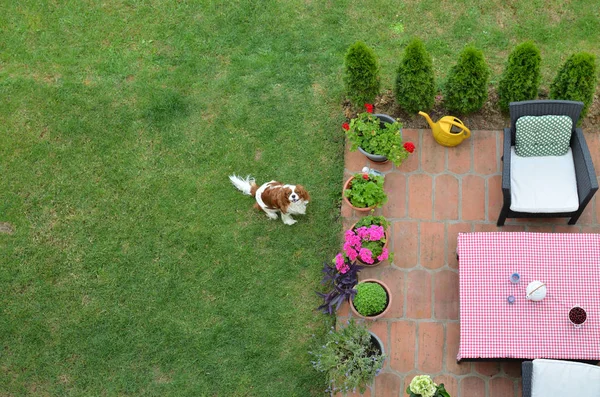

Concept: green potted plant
[[343, 171, 387, 211], [343, 103, 415, 165], [406, 374, 451, 397], [350, 279, 392, 320], [310, 320, 385, 395], [346, 215, 393, 266]]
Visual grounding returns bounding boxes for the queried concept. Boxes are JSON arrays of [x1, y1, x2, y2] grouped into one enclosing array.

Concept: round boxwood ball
[[353, 282, 387, 316]]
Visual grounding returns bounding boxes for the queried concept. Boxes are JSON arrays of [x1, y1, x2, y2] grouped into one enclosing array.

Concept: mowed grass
[[0, 1, 598, 396]]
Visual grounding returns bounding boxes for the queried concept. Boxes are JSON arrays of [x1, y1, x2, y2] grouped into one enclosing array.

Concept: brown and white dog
[[229, 174, 310, 225]]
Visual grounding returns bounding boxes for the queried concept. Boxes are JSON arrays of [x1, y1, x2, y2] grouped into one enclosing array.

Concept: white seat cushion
[[510, 147, 579, 213], [532, 359, 600, 397]]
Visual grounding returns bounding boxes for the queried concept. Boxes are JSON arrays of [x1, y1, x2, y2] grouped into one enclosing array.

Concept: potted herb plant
[[343, 172, 387, 211], [310, 319, 385, 395], [350, 279, 392, 320], [346, 215, 393, 266], [406, 375, 451, 397], [342, 103, 416, 165], [316, 254, 363, 315]]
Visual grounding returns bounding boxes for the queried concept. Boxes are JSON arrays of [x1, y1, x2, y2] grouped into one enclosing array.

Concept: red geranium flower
[[362, 173, 369, 180], [342, 122, 350, 131], [403, 142, 416, 153], [364, 103, 374, 113]]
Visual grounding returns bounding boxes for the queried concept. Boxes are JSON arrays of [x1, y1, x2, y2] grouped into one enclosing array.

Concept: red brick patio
[[337, 129, 600, 397]]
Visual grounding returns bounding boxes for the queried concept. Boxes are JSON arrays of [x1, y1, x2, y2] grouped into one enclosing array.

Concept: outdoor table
[[457, 232, 600, 361]]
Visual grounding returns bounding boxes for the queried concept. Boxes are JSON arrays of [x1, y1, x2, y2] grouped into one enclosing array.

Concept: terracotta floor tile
[[379, 267, 404, 318], [408, 174, 433, 220], [461, 175, 486, 221], [490, 377, 516, 397], [421, 130, 446, 173], [390, 321, 416, 373], [445, 323, 470, 375], [420, 222, 445, 269], [475, 361, 500, 376], [417, 322, 444, 373], [474, 130, 499, 174], [406, 269, 432, 319], [345, 143, 367, 173], [434, 174, 459, 220], [373, 373, 401, 397], [382, 172, 406, 218], [433, 270, 459, 320], [393, 221, 418, 268], [460, 376, 486, 397], [447, 138, 472, 174]]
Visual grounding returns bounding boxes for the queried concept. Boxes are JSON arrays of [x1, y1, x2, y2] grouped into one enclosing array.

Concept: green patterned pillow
[[515, 115, 572, 157]]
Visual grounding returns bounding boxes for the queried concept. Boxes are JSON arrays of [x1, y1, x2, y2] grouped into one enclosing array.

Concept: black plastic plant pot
[[358, 114, 402, 163]]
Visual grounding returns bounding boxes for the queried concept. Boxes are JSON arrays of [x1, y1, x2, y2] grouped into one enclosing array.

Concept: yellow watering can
[[418, 111, 471, 147]]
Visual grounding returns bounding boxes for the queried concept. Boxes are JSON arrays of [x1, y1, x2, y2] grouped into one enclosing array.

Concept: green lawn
[[1, 1, 598, 396]]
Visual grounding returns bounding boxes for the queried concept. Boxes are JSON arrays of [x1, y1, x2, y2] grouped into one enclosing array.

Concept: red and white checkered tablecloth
[[457, 232, 600, 361]]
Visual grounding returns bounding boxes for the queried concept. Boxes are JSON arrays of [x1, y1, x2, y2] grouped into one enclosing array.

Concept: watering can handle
[[441, 119, 471, 139]]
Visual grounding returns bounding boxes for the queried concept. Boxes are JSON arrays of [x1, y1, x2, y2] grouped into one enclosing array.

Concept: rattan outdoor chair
[[497, 100, 598, 226]]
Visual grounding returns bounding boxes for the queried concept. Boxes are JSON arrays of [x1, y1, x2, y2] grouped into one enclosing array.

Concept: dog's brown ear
[[296, 185, 310, 202], [276, 187, 292, 214]]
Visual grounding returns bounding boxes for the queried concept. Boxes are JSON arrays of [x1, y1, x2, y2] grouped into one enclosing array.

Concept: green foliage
[[344, 174, 388, 209], [550, 52, 597, 118], [344, 41, 381, 106], [498, 41, 542, 112], [353, 282, 387, 316], [345, 112, 410, 166], [443, 46, 490, 114], [310, 320, 385, 394], [395, 38, 436, 114], [354, 215, 391, 229]]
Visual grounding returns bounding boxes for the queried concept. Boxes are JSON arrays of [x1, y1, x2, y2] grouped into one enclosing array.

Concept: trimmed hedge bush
[[498, 42, 542, 112], [353, 282, 387, 316], [344, 41, 380, 106], [395, 38, 436, 114], [443, 46, 490, 114], [550, 52, 597, 118]]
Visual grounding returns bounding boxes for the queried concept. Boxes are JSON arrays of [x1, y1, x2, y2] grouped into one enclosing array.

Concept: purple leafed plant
[[317, 257, 362, 315]]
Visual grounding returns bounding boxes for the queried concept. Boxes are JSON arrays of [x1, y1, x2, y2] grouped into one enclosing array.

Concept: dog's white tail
[[229, 174, 255, 195]]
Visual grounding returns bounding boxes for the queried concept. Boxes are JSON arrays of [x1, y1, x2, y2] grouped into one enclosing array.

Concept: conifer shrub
[[443, 46, 490, 114], [395, 38, 435, 114], [498, 42, 542, 112], [344, 41, 380, 106], [550, 52, 597, 118]]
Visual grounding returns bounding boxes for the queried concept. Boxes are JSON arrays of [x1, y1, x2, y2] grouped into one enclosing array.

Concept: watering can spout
[[418, 111, 435, 129]]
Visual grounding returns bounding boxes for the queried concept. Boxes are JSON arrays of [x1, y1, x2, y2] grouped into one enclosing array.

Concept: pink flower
[[367, 225, 385, 241], [346, 247, 358, 261], [377, 248, 389, 262], [335, 253, 345, 268], [359, 248, 374, 264], [355, 226, 369, 240]]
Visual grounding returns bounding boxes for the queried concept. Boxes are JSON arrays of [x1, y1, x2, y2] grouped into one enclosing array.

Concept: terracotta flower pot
[[349, 222, 389, 267], [342, 176, 375, 212], [350, 279, 392, 320]]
